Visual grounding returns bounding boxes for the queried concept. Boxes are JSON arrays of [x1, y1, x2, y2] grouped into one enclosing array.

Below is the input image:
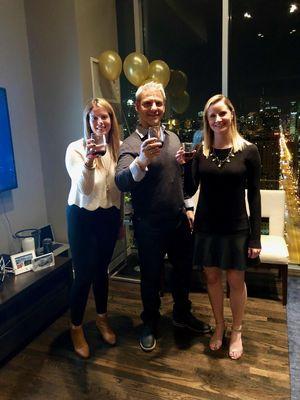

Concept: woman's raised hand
[[175, 146, 186, 165], [86, 138, 98, 160]]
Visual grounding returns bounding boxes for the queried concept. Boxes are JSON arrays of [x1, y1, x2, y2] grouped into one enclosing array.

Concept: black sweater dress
[[184, 143, 261, 270]]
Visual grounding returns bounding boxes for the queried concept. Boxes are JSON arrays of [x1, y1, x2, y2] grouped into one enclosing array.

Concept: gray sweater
[[115, 130, 185, 223]]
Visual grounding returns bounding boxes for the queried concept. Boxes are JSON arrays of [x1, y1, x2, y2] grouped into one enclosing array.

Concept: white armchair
[[259, 189, 289, 305], [239, 189, 288, 304]]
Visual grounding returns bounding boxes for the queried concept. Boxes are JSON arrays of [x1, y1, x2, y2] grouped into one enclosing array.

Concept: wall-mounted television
[[0, 88, 18, 192]]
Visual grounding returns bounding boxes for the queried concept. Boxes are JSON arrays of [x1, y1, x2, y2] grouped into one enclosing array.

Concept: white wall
[[24, 0, 84, 243], [0, 0, 119, 252], [0, 0, 47, 254], [75, 0, 120, 104], [24, 0, 119, 243]]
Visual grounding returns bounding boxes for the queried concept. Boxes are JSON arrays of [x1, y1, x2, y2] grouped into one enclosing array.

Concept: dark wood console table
[[0, 256, 73, 364]]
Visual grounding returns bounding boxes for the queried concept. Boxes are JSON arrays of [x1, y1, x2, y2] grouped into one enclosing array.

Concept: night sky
[[229, 0, 300, 114], [117, 0, 300, 118]]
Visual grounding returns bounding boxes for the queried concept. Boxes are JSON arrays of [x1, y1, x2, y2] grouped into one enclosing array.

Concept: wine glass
[[148, 126, 163, 147], [183, 142, 195, 161], [90, 132, 107, 157]]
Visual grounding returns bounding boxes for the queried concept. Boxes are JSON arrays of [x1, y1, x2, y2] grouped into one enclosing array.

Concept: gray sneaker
[[139, 324, 156, 352]]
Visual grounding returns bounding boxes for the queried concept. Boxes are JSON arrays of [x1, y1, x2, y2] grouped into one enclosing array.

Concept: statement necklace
[[209, 147, 235, 168]]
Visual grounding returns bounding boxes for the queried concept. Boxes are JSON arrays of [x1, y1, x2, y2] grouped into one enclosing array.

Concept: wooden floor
[[287, 275, 300, 400], [0, 280, 290, 400]]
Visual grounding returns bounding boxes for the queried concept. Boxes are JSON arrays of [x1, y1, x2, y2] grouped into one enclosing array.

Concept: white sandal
[[209, 321, 226, 351], [229, 326, 243, 360]]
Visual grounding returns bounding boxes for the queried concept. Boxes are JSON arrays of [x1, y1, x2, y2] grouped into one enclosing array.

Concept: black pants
[[133, 212, 193, 325], [67, 205, 120, 326]]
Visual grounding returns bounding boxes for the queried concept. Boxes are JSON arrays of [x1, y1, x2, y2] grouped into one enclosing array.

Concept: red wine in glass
[[183, 142, 195, 161], [91, 132, 107, 157], [148, 126, 163, 148], [184, 151, 194, 161]]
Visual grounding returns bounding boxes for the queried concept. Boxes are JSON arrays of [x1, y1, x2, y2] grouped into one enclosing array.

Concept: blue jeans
[[133, 212, 193, 325]]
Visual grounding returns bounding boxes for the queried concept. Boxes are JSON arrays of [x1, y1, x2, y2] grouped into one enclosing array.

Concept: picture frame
[[10, 250, 35, 275], [32, 252, 55, 271]]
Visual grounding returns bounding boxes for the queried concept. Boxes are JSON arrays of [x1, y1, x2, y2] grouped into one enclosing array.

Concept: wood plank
[[0, 280, 290, 400]]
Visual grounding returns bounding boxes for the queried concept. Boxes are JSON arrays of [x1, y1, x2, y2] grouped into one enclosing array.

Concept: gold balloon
[[171, 91, 190, 114], [98, 50, 122, 81], [123, 52, 149, 86], [141, 78, 154, 85], [167, 70, 187, 95], [148, 60, 170, 88]]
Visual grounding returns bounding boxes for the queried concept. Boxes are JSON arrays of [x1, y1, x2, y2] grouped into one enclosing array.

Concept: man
[[115, 82, 211, 352]]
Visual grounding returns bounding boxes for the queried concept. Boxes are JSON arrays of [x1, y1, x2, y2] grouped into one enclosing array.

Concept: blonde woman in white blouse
[[65, 98, 122, 358]]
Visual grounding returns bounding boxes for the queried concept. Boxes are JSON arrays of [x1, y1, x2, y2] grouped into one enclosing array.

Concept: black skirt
[[193, 230, 260, 271]]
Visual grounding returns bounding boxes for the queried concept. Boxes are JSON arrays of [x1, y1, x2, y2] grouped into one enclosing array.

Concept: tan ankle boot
[[96, 314, 116, 345], [70, 325, 90, 358]]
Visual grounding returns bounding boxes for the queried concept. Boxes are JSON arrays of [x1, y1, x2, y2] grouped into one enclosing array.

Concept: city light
[[280, 132, 292, 162], [279, 129, 300, 263], [289, 4, 298, 13]]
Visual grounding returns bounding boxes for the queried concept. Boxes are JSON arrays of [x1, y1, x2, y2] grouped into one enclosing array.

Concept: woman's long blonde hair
[[202, 94, 248, 157], [83, 98, 120, 165]]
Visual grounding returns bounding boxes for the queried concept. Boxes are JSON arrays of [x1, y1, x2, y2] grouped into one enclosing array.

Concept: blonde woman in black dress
[[176, 94, 261, 360]]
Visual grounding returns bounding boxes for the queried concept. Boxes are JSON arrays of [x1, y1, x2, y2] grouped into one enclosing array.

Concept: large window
[[116, 0, 300, 263], [116, 0, 136, 137], [142, 0, 222, 118], [229, 0, 300, 188], [117, 0, 222, 141], [229, 0, 300, 263]]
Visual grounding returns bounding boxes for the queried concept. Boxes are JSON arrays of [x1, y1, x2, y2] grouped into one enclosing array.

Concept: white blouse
[[65, 139, 121, 210]]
